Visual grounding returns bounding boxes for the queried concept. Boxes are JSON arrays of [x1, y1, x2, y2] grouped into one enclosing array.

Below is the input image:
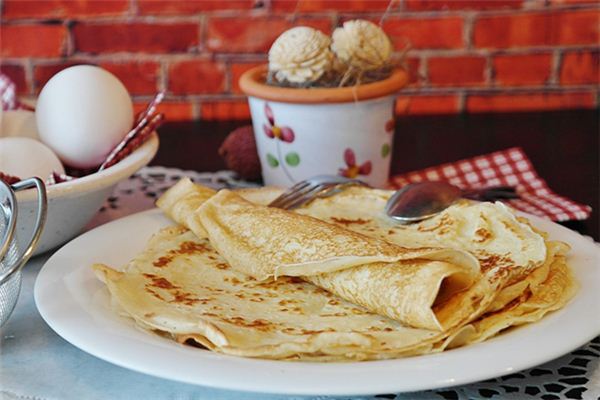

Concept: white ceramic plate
[[34, 209, 600, 396]]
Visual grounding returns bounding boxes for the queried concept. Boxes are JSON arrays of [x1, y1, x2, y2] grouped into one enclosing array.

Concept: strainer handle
[[0, 177, 47, 286], [0, 180, 17, 263]]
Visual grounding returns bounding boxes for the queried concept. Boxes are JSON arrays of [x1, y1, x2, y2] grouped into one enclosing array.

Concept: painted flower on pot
[[263, 103, 295, 143], [381, 118, 394, 158], [339, 148, 372, 178], [385, 118, 394, 134], [263, 103, 300, 183]]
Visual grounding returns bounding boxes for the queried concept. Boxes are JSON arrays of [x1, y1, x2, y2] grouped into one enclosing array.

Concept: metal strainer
[[0, 178, 47, 327]]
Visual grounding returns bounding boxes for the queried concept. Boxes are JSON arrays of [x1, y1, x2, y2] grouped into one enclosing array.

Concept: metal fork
[[268, 175, 368, 210]]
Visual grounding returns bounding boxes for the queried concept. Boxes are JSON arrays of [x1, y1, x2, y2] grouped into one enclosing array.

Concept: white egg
[[0, 137, 65, 180], [35, 65, 134, 169]]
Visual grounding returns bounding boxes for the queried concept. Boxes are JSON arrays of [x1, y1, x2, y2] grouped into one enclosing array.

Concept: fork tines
[[268, 175, 368, 210], [269, 181, 329, 209]]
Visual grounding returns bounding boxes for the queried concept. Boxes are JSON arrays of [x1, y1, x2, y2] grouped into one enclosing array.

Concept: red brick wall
[[1, 0, 598, 121]]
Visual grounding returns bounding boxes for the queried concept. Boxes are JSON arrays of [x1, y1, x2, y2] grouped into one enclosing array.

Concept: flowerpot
[[239, 65, 408, 188]]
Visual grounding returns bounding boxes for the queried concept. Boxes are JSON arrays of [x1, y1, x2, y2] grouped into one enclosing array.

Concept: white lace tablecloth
[[2, 166, 598, 400]]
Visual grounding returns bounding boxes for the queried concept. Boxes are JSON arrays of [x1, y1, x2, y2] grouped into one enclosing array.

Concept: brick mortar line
[[288, 2, 596, 17], [398, 0, 407, 12], [128, 0, 138, 16], [224, 60, 232, 94], [0, 15, 205, 25], [522, 0, 542, 9], [2, 45, 595, 65], [7, 71, 596, 95], [196, 14, 205, 53], [5, 58, 595, 95], [214, 54, 269, 62], [1, 3, 598, 25], [335, 2, 600, 16], [124, 86, 600, 101], [483, 54, 493, 86], [549, 49, 563, 86], [0, 11, 337, 25], [70, 46, 599, 58], [408, 46, 600, 57], [16, 43, 600, 63], [6, 67, 595, 91], [64, 19, 75, 57], [172, 8, 274, 19], [1, 54, 230, 63], [399, 86, 599, 95], [396, 91, 465, 98], [88, 84, 600, 98], [158, 60, 168, 93], [15, 94, 244, 103], [457, 91, 467, 113], [463, 12, 476, 50], [198, 13, 207, 53], [418, 54, 428, 86], [18, 86, 597, 105], [190, 102, 201, 120], [330, 12, 341, 29], [23, 59, 34, 97], [286, 12, 339, 22], [332, 4, 600, 20], [160, 94, 249, 102], [329, 13, 338, 32]]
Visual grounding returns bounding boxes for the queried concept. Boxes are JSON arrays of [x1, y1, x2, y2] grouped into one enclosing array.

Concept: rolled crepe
[[158, 179, 491, 331]]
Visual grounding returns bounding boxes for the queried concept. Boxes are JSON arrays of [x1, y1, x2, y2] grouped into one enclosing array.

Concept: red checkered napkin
[[390, 147, 592, 222], [0, 73, 17, 110]]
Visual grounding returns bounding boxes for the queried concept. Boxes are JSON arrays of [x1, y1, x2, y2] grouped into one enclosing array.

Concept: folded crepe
[[157, 179, 499, 332], [287, 186, 547, 277], [92, 226, 575, 361], [232, 184, 577, 343], [225, 185, 556, 311], [93, 179, 577, 361], [302, 187, 579, 345], [93, 226, 460, 361]]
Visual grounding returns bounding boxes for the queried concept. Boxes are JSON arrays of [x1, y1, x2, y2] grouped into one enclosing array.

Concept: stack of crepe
[[93, 178, 577, 361]]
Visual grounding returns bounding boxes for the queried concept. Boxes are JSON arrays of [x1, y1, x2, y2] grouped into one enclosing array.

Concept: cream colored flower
[[332, 20, 392, 71], [268, 26, 333, 84]]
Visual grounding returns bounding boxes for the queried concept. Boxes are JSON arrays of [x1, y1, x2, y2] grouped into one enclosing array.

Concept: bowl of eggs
[[0, 65, 160, 255]]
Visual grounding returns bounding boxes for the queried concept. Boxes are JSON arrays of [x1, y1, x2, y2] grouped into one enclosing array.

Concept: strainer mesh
[[0, 211, 22, 327]]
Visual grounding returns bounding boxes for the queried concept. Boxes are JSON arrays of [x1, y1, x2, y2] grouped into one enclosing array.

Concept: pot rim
[[239, 65, 408, 104]]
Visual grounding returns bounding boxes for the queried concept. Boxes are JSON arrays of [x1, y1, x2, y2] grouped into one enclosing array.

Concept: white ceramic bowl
[[15, 133, 159, 255]]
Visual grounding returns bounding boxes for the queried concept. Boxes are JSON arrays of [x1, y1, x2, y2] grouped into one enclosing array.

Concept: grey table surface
[[1, 167, 598, 400]]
